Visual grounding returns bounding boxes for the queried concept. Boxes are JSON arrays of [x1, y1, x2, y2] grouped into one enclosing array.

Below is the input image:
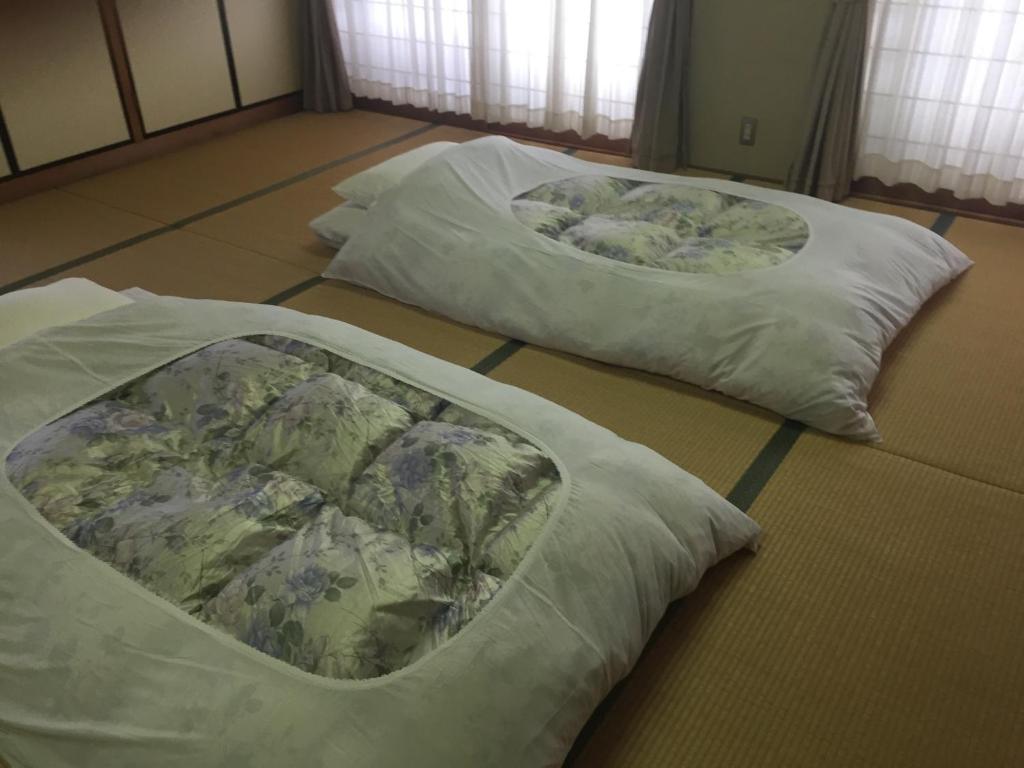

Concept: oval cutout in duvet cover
[[513, 175, 810, 274], [5, 335, 561, 681]]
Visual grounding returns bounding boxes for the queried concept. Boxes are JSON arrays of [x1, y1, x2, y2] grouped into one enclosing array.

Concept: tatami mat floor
[[2, 109, 1023, 767]]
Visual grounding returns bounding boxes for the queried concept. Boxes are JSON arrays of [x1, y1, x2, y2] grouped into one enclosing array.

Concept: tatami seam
[[262, 276, 327, 306], [868, 443, 1024, 499], [58, 186, 176, 224], [0, 122, 440, 295], [726, 420, 805, 511], [175, 225, 326, 279], [931, 211, 957, 236]]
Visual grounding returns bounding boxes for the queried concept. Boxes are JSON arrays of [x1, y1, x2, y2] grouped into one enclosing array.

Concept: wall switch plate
[[740, 116, 758, 146]]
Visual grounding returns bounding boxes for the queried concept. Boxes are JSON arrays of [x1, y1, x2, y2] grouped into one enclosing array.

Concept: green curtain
[[631, 0, 693, 172], [788, 0, 869, 201], [301, 0, 354, 113]]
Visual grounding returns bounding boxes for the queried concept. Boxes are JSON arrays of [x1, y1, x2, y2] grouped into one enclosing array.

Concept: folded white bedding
[[309, 201, 368, 248], [324, 136, 972, 439], [0, 277, 132, 348], [332, 141, 458, 206]]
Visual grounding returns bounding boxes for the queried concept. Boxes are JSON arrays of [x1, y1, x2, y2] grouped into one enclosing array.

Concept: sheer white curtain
[[857, 0, 1024, 205], [332, 0, 474, 115], [332, 0, 653, 140]]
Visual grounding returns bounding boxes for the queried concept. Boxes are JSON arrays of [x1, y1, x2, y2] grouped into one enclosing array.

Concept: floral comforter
[[513, 175, 809, 274], [0, 295, 761, 768], [7, 335, 559, 680]]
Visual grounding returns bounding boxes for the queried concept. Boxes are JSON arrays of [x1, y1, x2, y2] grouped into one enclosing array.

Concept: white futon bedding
[[324, 136, 972, 439], [0, 294, 758, 768]]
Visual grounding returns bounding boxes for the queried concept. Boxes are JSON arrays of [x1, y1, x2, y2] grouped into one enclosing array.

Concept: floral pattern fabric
[[515, 175, 809, 274], [204, 508, 457, 679], [6, 401, 192, 530], [243, 373, 413, 505], [7, 335, 561, 680], [347, 420, 558, 577]]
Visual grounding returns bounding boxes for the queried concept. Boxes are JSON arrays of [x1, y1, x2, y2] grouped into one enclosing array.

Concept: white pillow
[[332, 141, 457, 206], [309, 202, 368, 249], [0, 278, 132, 348]]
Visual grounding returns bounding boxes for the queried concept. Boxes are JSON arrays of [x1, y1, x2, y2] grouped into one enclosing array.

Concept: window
[[858, 0, 1024, 205], [332, 0, 654, 140]]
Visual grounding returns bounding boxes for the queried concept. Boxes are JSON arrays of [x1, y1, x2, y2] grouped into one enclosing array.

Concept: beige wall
[[689, 0, 830, 181], [0, 0, 129, 169], [118, 0, 236, 133], [225, 0, 301, 106]]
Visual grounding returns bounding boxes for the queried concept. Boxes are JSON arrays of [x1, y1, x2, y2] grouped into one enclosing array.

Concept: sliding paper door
[[117, 0, 237, 133], [223, 0, 302, 106], [0, 0, 129, 169]]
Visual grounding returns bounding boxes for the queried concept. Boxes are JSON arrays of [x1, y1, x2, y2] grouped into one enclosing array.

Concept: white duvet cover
[[0, 296, 758, 768], [324, 137, 971, 439]]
